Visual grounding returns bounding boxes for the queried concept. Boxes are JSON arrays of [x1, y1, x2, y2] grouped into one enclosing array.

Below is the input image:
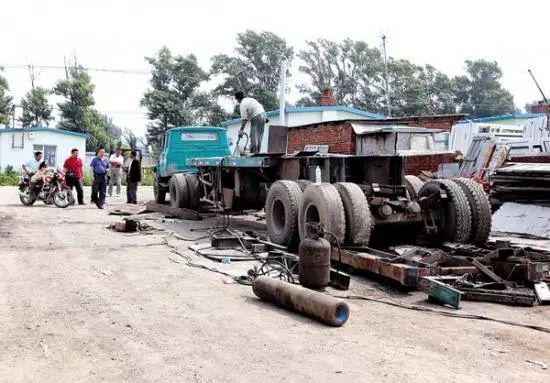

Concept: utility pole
[[278, 57, 287, 125], [382, 35, 391, 117], [527, 69, 550, 133]]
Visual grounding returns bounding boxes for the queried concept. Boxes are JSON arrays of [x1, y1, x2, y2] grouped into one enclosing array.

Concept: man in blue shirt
[[90, 149, 109, 209], [22, 150, 43, 175]]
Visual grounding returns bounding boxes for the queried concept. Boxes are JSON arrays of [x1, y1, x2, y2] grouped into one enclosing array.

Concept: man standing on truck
[[235, 91, 267, 153]]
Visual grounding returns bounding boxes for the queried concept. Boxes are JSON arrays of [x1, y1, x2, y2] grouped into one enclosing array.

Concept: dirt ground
[[0, 186, 549, 382]]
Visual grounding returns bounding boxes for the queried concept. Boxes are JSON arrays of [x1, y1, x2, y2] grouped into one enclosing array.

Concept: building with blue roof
[[0, 127, 87, 172]]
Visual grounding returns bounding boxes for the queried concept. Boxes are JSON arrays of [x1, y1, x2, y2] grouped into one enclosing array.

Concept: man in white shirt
[[235, 91, 267, 153], [108, 147, 124, 197]]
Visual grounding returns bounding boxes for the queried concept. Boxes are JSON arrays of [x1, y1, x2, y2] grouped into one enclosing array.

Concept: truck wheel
[[169, 174, 189, 208], [299, 183, 345, 245], [335, 182, 372, 246], [419, 179, 472, 243], [453, 178, 492, 246], [296, 179, 312, 192], [265, 180, 302, 247], [154, 178, 166, 203], [184, 173, 200, 210], [404, 175, 424, 199]]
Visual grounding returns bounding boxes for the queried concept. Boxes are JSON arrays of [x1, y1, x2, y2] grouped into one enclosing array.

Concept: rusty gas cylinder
[[299, 223, 331, 289]]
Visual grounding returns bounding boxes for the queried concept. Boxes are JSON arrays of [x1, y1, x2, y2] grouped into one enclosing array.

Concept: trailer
[[154, 127, 491, 250], [179, 152, 491, 249]]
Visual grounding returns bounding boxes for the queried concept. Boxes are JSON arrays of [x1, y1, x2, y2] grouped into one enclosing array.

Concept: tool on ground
[[252, 276, 350, 326]]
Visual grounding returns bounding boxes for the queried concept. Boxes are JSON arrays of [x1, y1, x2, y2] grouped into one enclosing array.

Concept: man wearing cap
[[235, 91, 267, 153], [22, 151, 43, 175]]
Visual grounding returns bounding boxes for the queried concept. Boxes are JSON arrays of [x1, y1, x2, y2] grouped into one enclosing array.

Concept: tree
[[54, 66, 96, 132], [0, 67, 13, 126], [453, 59, 516, 118], [420, 65, 456, 115], [141, 47, 209, 146], [19, 87, 53, 127], [297, 38, 383, 111], [54, 65, 121, 152], [211, 30, 294, 110], [122, 127, 138, 149]]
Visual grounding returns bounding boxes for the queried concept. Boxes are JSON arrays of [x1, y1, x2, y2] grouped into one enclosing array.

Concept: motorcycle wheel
[[19, 187, 36, 206], [53, 190, 72, 208]]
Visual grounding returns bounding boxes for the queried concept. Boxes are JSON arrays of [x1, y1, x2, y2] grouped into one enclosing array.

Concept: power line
[[0, 63, 151, 75]]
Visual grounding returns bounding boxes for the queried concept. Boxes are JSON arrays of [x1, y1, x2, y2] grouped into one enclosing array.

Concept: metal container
[[252, 276, 350, 326], [299, 223, 331, 289]]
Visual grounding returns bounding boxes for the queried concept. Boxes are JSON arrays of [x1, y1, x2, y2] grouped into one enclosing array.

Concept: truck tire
[[419, 179, 472, 243], [453, 178, 492, 246], [184, 173, 201, 210], [154, 178, 166, 203], [296, 179, 312, 192], [404, 175, 424, 199], [265, 180, 302, 247], [299, 183, 345, 245], [169, 173, 189, 208], [335, 182, 372, 246]]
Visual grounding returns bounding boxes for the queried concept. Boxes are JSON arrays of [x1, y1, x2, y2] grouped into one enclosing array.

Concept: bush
[[141, 166, 155, 186], [0, 166, 20, 186]]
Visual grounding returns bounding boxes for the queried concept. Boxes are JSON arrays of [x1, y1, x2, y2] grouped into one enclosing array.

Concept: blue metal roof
[[221, 105, 384, 126], [0, 127, 88, 138], [457, 113, 546, 124]]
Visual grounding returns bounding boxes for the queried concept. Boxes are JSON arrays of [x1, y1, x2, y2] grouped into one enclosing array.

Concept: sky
[[2, 0, 550, 137]]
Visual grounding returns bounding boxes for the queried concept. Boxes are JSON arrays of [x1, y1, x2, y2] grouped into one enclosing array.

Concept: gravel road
[[0, 186, 548, 382]]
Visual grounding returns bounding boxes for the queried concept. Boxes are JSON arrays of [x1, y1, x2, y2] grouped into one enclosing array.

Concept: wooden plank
[[418, 276, 462, 309], [145, 201, 202, 220]]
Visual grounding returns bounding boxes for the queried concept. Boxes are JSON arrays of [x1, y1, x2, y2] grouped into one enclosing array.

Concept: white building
[[222, 105, 384, 153], [0, 127, 87, 172]]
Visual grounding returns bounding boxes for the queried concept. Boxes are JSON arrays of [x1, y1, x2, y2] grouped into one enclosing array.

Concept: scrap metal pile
[[490, 163, 550, 206]]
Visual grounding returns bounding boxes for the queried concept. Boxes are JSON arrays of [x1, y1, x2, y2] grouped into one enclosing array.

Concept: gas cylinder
[[299, 223, 331, 289]]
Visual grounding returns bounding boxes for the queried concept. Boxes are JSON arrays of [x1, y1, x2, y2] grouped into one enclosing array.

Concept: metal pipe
[[252, 276, 350, 326]]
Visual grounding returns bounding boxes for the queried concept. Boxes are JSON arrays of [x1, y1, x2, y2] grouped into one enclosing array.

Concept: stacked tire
[[418, 178, 491, 245]]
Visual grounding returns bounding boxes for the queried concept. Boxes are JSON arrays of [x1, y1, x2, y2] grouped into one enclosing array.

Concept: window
[[33, 145, 57, 167], [181, 132, 218, 141]]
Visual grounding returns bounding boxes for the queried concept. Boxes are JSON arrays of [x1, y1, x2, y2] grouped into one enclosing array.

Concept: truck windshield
[[181, 132, 218, 141]]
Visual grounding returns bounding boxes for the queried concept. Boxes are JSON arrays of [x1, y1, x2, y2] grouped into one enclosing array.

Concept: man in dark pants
[[63, 148, 85, 205], [126, 150, 141, 204], [235, 91, 267, 153], [90, 149, 109, 209]]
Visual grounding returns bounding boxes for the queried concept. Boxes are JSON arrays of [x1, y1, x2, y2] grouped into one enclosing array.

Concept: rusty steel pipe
[[252, 276, 350, 326]]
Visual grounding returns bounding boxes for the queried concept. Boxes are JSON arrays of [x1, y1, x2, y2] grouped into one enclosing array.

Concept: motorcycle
[[19, 168, 75, 208]]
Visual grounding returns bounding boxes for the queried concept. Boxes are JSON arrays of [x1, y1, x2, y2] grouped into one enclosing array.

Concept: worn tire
[[334, 182, 372, 246], [296, 179, 312, 192], [265, 180, 302, 247], [299, 183, 345, 245], [184, 173, 201, 210], [419, 179, 472, 243], [453, 178, 492, 246], [404, 175, 424, 199], [169, 173, 189, 208], [153, 178, 166, 203]]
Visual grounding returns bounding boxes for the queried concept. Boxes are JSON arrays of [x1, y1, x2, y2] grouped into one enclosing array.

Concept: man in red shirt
[[63, 148, 85, 205]]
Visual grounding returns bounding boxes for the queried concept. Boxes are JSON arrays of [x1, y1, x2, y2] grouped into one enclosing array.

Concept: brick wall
[[287, 122, 355, 154], [404, 153, 456, 175]]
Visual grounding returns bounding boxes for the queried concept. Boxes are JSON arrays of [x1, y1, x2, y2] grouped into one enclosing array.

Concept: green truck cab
[[153, 126, 230, 205]]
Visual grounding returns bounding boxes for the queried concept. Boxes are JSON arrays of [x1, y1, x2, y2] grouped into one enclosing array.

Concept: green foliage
[[0, 67, 13, 126], [453, 59, 516, 118], [211, 30, 294, 110], [140, 166, 155, 186], [297, 39, 383, 111], [54, 66, 121, 152], [20, 87, 53, 127], [141, 47, 212, 146], [0, 165, 19, 186]]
